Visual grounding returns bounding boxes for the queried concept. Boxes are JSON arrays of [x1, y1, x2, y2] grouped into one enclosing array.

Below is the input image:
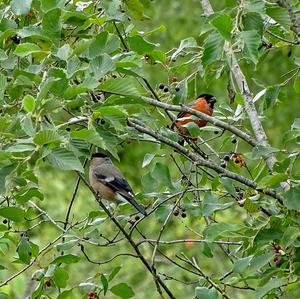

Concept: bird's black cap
[[91, 152, 107, 158], [198, 93, 217, 106]]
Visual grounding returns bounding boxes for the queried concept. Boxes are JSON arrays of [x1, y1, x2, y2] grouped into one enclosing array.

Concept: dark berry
[[214, 131, 219, 134], [135, 215, 140, 221], [11, 35, 21, 44], [173, 209, 179, 216], [223, 155, 230, 161], [44, 280, 51, 287], [100, 119, 105, 125], [158, 83, 164, 89], [2, 219, 7, 224], [220, 162, 227, 168], [231, 138, 237, 144], [170, 76, 177, 82], [181, 212, 187, 218], [163, 87, 169, 93], [144, 54, 149, 61], [65, 127, 71, 132], [112, 74, 117, 78], [175, 87, 180, 92]]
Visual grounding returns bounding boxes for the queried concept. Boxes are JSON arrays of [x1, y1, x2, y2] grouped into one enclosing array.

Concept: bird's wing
[[93, 167, 147, 215]]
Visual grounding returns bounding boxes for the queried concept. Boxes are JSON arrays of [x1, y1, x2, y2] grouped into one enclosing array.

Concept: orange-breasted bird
[[171, 94, 216, 143]]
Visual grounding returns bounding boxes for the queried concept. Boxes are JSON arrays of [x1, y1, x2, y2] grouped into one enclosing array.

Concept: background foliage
[[0, 0, 299, 298]]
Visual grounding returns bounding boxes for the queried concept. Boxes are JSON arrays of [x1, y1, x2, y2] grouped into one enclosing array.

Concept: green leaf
[[88, 32, 120, 58], [251, 145, 280, 159], [220, 177, 236, 196], [201, 192, 232, 216], [6, 144, 35, 153], [210, 14, 233, 40], [110, 283, 134, 299], [99, 78, 141, 96], [11, 0, 32, 15], [0, 207, 24, 222], [102, 0, 124, 22], [265, 85, 280, 109], [47, 148, 84, 173], [284, 187, 300, 212], [266, 6, 291, 29], [142, 153, 155, 168], [33, 130, 61, 145], [57, 289, 74, 299], [71, 128, 104, 147], [88, 54, 115, 79], [22, 95, 35, 112], [109, 266, 121, 281], [151, 162, 173, 189], [101, 274, 109, 295], [13, 43, 43, 57], [203, 223, 243, 241], [255, 278, 285, 299], [41, 0, 65, 12], [126, 0, 144, 20], [171, 37, 198, 60], [195, 287, 218, 299], [294, 75, 300, 94], [0, 164, 16, 195], [53, 267, 69, 288], [242, 13, 263, 34], [201, 32, 224, 67], [291, 118, 300, 130], [233, 255, 253, 274], [16, 187, 44, 203], [0, 73, 7, 102], [51, 254, 81, 265], [240, 30, 260, 64], [17, 239, 39, 264], [281, 226, 300, 248], [258, 173, 287, 188], [42, 8, 62, 38], [255, 228, 283, 243], [128, 35, 156, 54], [56, 240, 78, 252]]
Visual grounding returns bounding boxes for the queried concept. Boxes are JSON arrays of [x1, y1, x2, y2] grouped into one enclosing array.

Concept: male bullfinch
[[172, 94, 216, 141], [89, 153, 147, 216]]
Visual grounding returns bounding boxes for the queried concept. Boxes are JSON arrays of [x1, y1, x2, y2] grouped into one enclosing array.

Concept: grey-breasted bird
[[89, 153, 147, 216]]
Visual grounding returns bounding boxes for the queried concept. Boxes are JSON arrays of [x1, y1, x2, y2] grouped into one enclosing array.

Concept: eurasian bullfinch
[[89, 153, 147, 216]]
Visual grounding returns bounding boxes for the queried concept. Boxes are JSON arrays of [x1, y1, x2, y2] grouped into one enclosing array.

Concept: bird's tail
[[124, 195, 147, 216]]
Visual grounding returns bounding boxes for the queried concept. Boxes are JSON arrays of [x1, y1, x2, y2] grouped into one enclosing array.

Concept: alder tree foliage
[[0, 0, 300, 298]]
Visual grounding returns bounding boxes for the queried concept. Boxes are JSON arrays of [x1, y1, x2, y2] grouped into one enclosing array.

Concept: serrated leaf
[[202, 32, 224, 67], [100, 78, 141, 96], [57, 289, 74, 299], [240, 30, 260, 64], [42, 8, 62, 37], [56, 240, 78, 252], [233, 255, 253, 274], [110, 283, 134, 299], [195, 287, 218, 299], [47, 148, 84, 173], [16, 187, 44, 203], [88, 54, 115, 79], [14, 43, 43, 57], [128, 35, 156, 54], [11, 0, 32, 15], [242, 12, 263, 34], [151, 162, 173, 189], [0, 206, 24, 222], [203, 223, 243, 241], [210, 14, 232, 40], [266, 6, 291, 29], [251, 145, 280, 159], [6, 144, 35, 153], [291, 118, 300, 129], [33, 130, 61, 145], [41, 0, 65, 12], [265, 85, 280, 109], [22, 95, 35, 112], [51, 254, 80, 264], [0, 164, 16, 195]]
